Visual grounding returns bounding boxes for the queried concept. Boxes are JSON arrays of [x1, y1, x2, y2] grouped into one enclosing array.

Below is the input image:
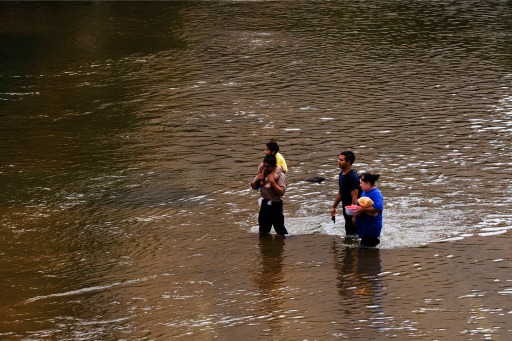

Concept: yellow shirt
[[275, 152, 288, 173]]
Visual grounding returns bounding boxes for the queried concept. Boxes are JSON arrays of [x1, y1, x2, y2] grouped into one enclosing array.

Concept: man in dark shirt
[[330, 151, 360, 236]]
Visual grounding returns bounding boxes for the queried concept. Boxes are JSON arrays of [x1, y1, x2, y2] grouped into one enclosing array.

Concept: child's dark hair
[[266, 140, 279, 153], [360, 172, 380, 185]]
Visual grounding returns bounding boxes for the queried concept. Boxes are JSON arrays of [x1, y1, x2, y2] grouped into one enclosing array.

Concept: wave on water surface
[[248, 202, 512, 249]]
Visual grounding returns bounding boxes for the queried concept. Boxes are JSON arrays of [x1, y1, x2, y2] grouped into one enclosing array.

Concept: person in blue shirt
[[354, 172, 384, 247]]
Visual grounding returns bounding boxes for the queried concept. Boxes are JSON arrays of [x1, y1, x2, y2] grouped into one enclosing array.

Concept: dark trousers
[[361, 235, 380, 247], [343, 208, 357, 235], [258, 199, 288, 235]]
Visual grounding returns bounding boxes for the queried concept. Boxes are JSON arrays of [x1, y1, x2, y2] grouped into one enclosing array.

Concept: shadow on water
[[0, 33, 44, 79]]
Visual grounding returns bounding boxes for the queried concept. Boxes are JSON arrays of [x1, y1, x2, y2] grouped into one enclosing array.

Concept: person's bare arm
[[350, 188, 359, 205], [330, 192, 342, 217]]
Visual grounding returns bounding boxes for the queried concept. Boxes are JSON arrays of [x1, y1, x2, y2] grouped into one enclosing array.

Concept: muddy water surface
[[1, 1, 511, 339]]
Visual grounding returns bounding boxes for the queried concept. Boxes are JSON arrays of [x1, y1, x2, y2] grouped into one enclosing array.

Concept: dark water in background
[[1, 1, 511, 339]]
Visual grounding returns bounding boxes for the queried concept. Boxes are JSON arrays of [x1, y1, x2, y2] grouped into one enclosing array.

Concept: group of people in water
[[250, 141, 384, 247]]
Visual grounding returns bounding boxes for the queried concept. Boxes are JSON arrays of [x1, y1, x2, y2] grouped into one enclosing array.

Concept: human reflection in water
[[332, 241, 383, 314], [254, 234, 286, 322]]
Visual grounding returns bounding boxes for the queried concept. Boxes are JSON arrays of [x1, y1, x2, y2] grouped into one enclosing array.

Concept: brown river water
[[1, 1, 511, 340]]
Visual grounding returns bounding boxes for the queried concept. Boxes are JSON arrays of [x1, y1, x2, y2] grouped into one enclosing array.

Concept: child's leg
[[265, 167, 283, 188], [274, 167, 283, 179]]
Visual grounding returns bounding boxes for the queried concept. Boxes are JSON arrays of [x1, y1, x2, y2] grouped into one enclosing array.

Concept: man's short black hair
[[340, 151, 355, 164], [263, 154, 277, 167]]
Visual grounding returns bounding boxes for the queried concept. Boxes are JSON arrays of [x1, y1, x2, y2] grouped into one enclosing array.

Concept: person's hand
[[255, 169, 265, 181], [266, 172, 276, 185], [353, 205, 363, 216], [329, 206, 336, 217]]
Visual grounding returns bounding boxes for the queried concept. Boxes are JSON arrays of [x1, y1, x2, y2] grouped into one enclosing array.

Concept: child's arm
[[250, 164, 265, 189]]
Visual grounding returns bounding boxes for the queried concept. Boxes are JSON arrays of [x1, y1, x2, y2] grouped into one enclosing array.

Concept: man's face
[[262, 162, 274, 175], [338, 155, 349, 170]]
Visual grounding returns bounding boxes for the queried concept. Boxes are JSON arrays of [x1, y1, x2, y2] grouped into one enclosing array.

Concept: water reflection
[[333, 241, 383, 314], [254, 234, 286, 329]]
